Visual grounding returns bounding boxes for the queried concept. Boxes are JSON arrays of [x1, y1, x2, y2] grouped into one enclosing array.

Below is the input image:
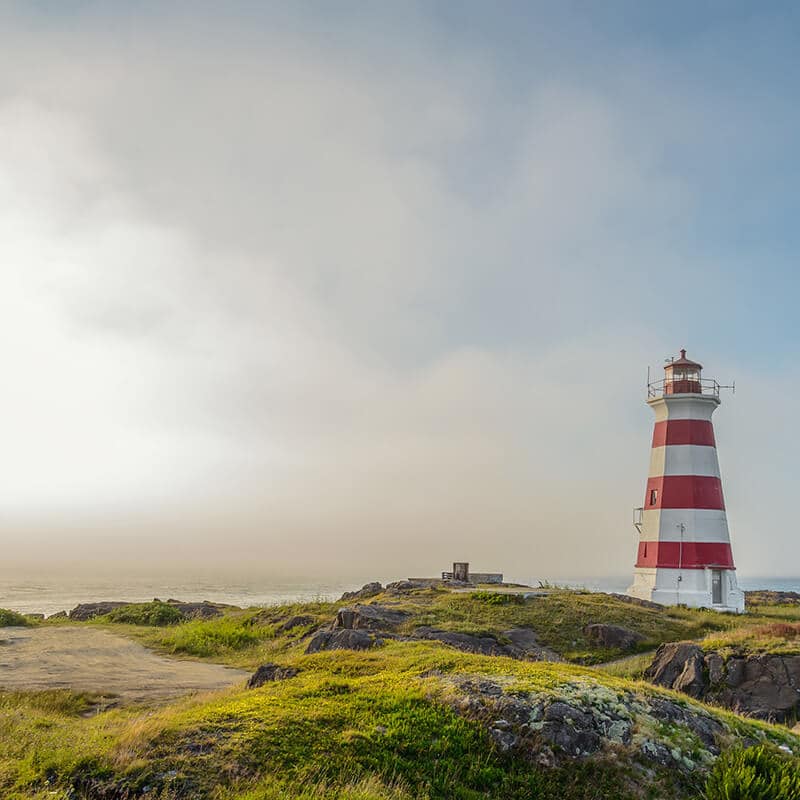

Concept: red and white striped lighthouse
[[627, 350, 745, 612]]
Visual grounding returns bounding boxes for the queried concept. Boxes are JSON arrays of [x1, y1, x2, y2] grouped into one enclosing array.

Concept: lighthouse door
[[711, 570, 723, 605]]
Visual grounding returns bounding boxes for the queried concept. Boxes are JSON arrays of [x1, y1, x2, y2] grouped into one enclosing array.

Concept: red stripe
[[636, 541, 734, 569], [652, 420, 716, 448], [645, 476, 725, 510]]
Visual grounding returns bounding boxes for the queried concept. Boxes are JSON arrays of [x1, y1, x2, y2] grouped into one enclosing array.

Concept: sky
[[1, 1, 799, 582]]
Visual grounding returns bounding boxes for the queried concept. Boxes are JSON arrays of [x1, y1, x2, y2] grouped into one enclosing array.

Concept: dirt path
[[0, 626, 249, 705]]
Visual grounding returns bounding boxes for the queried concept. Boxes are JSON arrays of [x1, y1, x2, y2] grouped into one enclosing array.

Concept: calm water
[[0, 571, 797, 617]]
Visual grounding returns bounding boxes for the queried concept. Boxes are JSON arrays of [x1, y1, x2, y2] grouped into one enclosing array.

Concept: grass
[[4, 586, 800, 799], [102, 601, 185, 627], [2, 639, 800, 800], [0, 644, 665, 800], [0, 608, 30, 627], [94, 588, 800, 670], [702, 745, 800, 800], [702, 622, 800, 658], [391, 589, 749, 663]]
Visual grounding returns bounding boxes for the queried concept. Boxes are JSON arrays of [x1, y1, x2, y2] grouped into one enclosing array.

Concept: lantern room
[[664, 349, 702, 394]]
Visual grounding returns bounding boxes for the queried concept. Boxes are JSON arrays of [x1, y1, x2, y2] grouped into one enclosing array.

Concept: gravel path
[[0, 626, 249, 705]]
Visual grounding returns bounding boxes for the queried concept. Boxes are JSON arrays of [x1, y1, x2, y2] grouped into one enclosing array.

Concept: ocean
[[1, 570, 798, 617]]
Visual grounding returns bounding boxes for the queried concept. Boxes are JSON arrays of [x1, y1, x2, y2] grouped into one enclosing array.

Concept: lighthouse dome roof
[[666, 349, 702, 370]]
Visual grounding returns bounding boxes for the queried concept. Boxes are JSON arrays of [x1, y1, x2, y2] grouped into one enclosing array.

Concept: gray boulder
[[645, 642, 708, 698], [385, 580, 416, 594], [645, 643, 800, 722], [339, 582, 383, 602], [69, 602, 131, 621], [412, 626, 559, 661], [607, 593, 664, 610], [167, 601, 225, 620], [305, 628, 383, 654], [247, 663, 299, 688], [718, 654, 800, 722], [502, 628, 562, 661], [333, 604, 410, 632], [277, 614, 316, 632], [412, 627, 508, 656], [584, 623, 645, 651]]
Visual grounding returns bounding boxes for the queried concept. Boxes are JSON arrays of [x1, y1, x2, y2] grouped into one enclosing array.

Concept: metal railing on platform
[[646, 377, 729, 399]]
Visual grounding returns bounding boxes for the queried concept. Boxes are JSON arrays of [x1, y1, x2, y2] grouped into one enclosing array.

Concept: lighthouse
[[627, 350, 745, 612]]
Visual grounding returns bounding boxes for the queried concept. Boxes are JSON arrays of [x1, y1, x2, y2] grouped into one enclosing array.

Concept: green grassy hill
[[3, 586, 800, 799]]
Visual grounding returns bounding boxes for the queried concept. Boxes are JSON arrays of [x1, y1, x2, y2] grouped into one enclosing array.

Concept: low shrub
[[703, 745, 800, 800], [0, 608, 29, 627], [752, 622, 800, 639], [103, 601, 184, 626]]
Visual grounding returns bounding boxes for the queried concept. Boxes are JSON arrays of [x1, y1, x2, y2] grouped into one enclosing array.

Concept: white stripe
[[638, 508, 731, 543], [648, 395, 719, 421], [648, 445, 720, 478]]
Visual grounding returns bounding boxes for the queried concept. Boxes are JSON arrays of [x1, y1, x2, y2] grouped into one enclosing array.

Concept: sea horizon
[[2, 571, 798, 617]]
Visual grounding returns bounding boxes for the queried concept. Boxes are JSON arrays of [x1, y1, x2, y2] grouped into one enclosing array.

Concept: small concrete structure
[[441, 562, 503, 585]]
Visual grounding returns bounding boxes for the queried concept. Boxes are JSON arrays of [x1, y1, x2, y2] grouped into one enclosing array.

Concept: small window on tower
[[650, 489, 658, 506]]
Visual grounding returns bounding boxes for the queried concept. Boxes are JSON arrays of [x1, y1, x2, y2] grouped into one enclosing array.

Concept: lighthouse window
[[649, 489, 658, 505]]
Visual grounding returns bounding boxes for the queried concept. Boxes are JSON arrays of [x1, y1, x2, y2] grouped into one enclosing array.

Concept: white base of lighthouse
[[627, 567, 744, 613]]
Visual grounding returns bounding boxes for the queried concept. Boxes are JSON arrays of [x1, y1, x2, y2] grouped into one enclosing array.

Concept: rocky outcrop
[[277, 614, 316, 632], [646, 642, 800, 722], [413, 627, 507, 656], [68, 599, 228, 622], [333, 604, 410, 632], [305, 628, 383, 654], [645, 643, 707, 698], [385, 580, 416, 594], [412, 626, 560, 661], [339, 582, 383, 602], [69, 602, 131, 621], [246, 663, 299, 688], [438, 672, 731, 771], [607, 593, 664, 610], [164, 600, 227, 620], [746, 590, 800, 606], [583, 623, 645, 651]]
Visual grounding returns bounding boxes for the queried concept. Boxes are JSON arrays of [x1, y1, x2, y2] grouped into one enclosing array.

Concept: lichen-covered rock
[[435, 673, 734, 773]]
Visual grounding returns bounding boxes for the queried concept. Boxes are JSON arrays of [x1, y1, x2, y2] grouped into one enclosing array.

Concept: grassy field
[[4, 587, 800, 798], [2, 640, 799, 800], [95, 588, 800, 667]]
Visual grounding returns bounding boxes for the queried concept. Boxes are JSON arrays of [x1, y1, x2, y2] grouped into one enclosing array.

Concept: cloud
[[0, 3, 797, 580]]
